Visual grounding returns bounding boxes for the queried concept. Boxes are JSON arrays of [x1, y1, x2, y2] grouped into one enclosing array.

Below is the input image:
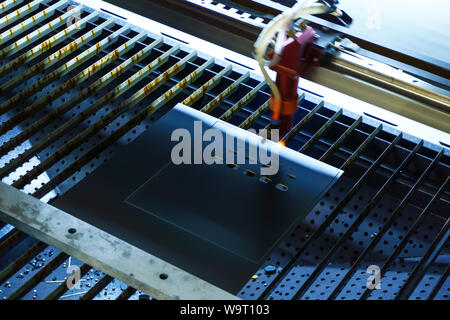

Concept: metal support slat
[[0, 13, 111, 91], [116, 286, 136, 300], [261, 96, 306, 139], [239, 99, 270, 129], [291, 139, 423, 299], [340, 124, 382, 170], [394, 219, 449, 300], [0, 228, 26, 256], [297, 108, 343, 153], [0, 36, 161, 157], [0, 1, 446, 301], [259, 131, 400, 300], [7, 252, 68, 300], [200, 71, 249, 113], [0, 0, 68, 49], [11, 47, 189, 190], [0, 241, 47, 284], [360, 159, 444, 299], [0, 42, 174, 180], [220, 80, 266, 121], [103, 50, 196, 116], [148, 57, 214, 111], [319, 116, 362, 162], [0, 23, 130, 117], [0, 10, 100, 78], [281, 97, 320, 143], [182, 64, 232, 106], [79, 274, 113, 300], [427, 265, 449, 300], [80, 44, 180, 111], [361, 176, 449, 300], [0, 27, 142, 139], [328, 148, 445, 299], [0, 0, 25, 14], [44, 263, 91, 300], [11, 43, 182, 191], [0, 0, 43, 30], [32, 56, 213, 199]]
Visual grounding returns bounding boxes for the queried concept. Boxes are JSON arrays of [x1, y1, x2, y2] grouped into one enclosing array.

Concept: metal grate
[[0, 0, 448, 300]]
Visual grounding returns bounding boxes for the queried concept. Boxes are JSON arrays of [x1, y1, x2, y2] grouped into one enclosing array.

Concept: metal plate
[[53, 103, 342, 293]]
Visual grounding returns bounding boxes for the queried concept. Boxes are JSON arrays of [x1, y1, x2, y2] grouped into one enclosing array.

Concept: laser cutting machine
[[0, 0, 448, 300]]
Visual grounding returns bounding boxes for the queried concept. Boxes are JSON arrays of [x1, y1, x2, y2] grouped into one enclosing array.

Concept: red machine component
[[268, 26, 321, 137]]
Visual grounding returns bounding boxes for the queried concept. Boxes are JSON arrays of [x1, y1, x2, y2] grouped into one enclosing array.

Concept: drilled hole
[[227, 163, 239, 170], [244, 169, 256, 177], [275, 183, 288, 192], [259, 176, 272, 184], [159, 273, 168, 280]]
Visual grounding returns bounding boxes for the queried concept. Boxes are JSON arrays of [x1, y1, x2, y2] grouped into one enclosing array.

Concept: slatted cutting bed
[[0, 0, 448, 300]]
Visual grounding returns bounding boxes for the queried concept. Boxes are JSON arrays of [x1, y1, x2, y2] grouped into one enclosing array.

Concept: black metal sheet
[[53, 104, 342, 293]]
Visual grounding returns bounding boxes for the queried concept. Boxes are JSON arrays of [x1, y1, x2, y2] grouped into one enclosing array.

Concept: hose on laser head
[[254, 0, 330, 102]]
